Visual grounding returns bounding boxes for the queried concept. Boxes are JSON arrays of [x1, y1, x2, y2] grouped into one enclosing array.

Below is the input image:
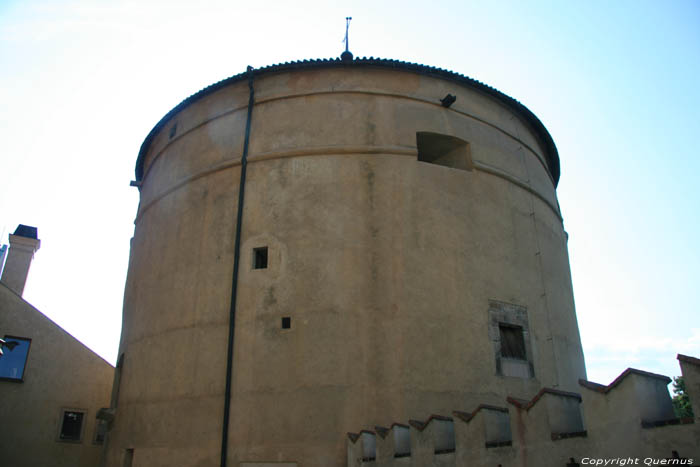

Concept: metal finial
[[344, 17, 352, 52], [341, 17, 353, 61]]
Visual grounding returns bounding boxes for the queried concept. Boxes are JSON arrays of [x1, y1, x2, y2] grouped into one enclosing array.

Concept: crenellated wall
[[348, 354, 699, 466]]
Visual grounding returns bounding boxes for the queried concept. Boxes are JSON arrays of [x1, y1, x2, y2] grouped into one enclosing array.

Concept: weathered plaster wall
[[105, 65, 585, 467], [0, 283, 113, 467]]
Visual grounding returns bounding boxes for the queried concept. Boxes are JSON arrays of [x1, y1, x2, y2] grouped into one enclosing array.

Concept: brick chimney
[[1, 224, 41, 296]]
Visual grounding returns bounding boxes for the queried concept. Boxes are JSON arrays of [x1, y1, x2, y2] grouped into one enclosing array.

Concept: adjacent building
[[0, 225, 114, 467]]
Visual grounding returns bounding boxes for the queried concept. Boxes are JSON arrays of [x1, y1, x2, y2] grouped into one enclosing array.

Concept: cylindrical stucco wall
[[104, 60, 586, 467]]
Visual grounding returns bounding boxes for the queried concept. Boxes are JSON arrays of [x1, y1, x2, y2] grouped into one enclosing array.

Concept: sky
[[0, 0, 698, 386]]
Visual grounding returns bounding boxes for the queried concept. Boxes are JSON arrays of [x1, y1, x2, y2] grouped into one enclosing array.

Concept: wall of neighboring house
[[0, 282, 113, 467]]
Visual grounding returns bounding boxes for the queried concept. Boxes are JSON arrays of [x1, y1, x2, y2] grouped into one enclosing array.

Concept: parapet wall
[[348, 354, 700, 466]]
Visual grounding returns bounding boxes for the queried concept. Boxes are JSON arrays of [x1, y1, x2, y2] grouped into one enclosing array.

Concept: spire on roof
[[341, 17, 353, 61]]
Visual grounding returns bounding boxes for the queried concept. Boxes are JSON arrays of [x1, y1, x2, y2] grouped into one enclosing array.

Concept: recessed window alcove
[[488, 300, 534, 379], [416, 132, 472, 171]]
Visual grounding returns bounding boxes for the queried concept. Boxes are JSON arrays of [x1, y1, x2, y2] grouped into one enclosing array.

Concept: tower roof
[[135, 57, 560, 186]]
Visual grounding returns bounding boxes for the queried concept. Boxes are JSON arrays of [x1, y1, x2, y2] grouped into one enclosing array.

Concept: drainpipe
[[221, 65, 255, 467]]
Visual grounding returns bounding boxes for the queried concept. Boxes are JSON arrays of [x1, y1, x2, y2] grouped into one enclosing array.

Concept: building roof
[[135, 57, 561, 186]]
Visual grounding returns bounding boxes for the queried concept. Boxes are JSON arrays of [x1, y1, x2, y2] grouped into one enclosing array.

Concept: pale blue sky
[[1, 0, 698, 385]]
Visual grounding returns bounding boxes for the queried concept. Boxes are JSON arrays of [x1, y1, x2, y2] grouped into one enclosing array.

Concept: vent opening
[[253, 247, 268, 269], [281, 317, 291, 329]]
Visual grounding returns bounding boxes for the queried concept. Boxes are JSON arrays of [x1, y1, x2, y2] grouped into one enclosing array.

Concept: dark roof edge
[[134, 57, 560, 186]]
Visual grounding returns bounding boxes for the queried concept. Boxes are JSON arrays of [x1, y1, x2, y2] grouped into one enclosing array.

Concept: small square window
[[499, 324, 526, 360], [281, 317, 291, 329], [0, 336, 31, 381], [253, 247, 268, 269], [59, 409, 86, 442]]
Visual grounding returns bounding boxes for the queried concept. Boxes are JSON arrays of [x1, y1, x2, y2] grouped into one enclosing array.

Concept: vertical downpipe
[[221, 66, 255, 467]]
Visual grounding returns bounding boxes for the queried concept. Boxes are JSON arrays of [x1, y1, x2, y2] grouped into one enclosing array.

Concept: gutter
[[220, 65, 255, 467]]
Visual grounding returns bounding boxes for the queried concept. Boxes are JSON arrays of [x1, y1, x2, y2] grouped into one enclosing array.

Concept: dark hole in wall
[[253, 247, 268, 269], [416, 132, 472, 171], [281, 317, 291, 329], [499, 324, 526, 360]]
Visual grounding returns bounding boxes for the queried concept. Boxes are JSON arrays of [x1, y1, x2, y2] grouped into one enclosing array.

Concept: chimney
[[1, 224, 41, 296]]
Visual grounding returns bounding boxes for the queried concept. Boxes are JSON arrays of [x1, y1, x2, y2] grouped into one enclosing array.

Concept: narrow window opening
[[253, 247, 268, 269], [416, 132, 472, 171], [499, 324, 526, 360], [123, 448, 134, 467], [281, 317, 291, 329], [94, 420, 108, 444], [59, 409, 85, 442], [169, 123, 177, 139]]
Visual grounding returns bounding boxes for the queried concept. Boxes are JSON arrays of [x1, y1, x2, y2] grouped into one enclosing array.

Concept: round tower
[[104, 58, 586, 467]]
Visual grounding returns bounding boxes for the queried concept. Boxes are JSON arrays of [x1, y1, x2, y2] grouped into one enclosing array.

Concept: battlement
[[348, 355, 699, 466]]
